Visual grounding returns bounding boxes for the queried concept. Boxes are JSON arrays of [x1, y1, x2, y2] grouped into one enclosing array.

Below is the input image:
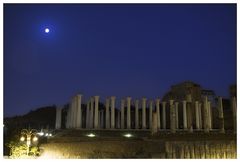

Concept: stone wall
[[165, 140, 236, 159], [39, 131, 236, 159]]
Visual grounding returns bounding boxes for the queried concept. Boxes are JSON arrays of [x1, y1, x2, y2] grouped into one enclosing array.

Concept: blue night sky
[[4, 4, 236, 117]]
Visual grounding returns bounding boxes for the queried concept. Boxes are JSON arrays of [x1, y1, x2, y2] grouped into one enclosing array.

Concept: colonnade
[[55, 94, 237, 133]]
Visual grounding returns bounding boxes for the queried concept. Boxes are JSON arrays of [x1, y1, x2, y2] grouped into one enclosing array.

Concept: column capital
[[175, 102, 179, 106], [110, 96, 116, 100], [142, 97, 147, 101], [76, 94, 83, 98], [90, 97, 94, 102], [135, 99, 139, 104], [182, 100, 187, 104], [126, 97, 132, 101], [94, 96, 100, 100], [155, 98, 160, 104], [149, 100, 153, 104], [162, 101, 166, 106]]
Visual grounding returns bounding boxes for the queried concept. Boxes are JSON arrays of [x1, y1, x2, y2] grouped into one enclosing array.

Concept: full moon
[[45, 28, 50, 33]]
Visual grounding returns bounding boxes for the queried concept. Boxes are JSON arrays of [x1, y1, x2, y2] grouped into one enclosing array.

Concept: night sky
[[4, 4, 236, 117]]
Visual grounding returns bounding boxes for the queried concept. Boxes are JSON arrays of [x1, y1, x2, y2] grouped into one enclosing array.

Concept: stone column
[[186, 94, 193, 132], [76, 94, 82, 128], [208, 101, 212, 130], [142, 98, 147, 129], [86, 101, 90, 129], [74, 97, 78, 128], [199, 103, 202, 129], [203, 96, 209, 133], [55, 107, 62, 129], [70, 97, 75, 128], [90, 97, 94, 129], [162, 101, 166, 129], [110, 96, 116, 129], [120, 99, 125, 129], [152, 112, 158, 135], [94, 96, 100, 129], [135, 100, 139, 129], [117, 111, 120, 128], [105, 98, 110, 129], [149, 100, 153, 129], [175, 102, 179, 129], [155, 99, 161, 129], [127, 97, 131, 129], [195, 101, 200, 130], [170, 100, 176, 133], [232, 96, 237, 133], [98, 111, 101, 128], [217, 97, 225, 133], [100, 110, 104, 128], [182, 100, 187, 130]]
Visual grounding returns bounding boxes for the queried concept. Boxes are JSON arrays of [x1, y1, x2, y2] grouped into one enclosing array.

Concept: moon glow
[[45, 28, 50, 33]]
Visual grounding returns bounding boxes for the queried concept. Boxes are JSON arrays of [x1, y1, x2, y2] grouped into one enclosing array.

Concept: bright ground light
[[45, 28, 50, 33], [124, 133, 133, 138]]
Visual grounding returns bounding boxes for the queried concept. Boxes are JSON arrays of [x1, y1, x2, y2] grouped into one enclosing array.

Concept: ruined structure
[[55, 81, 237, 134]]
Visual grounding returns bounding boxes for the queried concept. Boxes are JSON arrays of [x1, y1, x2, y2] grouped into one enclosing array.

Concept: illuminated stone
[[169, 99, 176, 133], [208, 101, 212, 130], [76, 94, 82, 128], [55, 106, 62, 129], [155, 99, 161, 129], [152, 112, 158, 134], [135, 100, 139, 129], [110, 96, 116, 129], [142, 98, 147, 129], [94, 96, 100, 129], [175, 102, 179, 129], [182, 100, 187, 130], [203, 96, 210, 133], [186, 94, 193, 133], [90, 97, 94, 129], [195, 101, 200, 130], [126, 97, 131, 129], [149, 100, 153, 129], [120, 99, 125, 129], [162, 101, 166, 129], [199, 103, 203, 129]]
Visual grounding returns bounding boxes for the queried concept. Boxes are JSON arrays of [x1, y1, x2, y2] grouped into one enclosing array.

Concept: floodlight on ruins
[[123, 133, 133, 138], [86, 133, 96, 137]]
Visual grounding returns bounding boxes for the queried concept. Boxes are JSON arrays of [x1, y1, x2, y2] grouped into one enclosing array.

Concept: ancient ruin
[[55, 81, 237, 134]]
